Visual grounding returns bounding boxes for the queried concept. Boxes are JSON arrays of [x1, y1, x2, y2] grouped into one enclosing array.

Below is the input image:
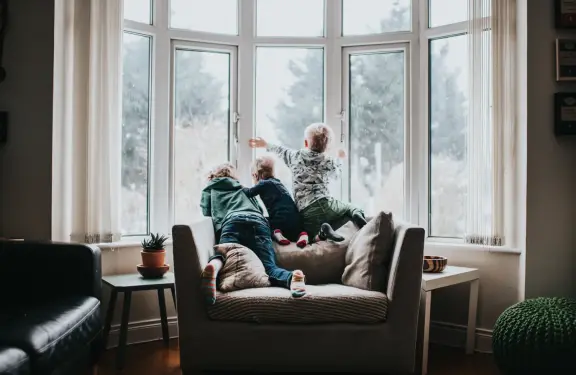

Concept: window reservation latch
[[233, 112, 240, 168], [233, 112, 240, 142], [339, 110, 346, 143]]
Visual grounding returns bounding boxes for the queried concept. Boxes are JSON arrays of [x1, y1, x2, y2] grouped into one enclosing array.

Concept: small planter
[[141, 249, 166, 268], [139, 233, 169, 278]]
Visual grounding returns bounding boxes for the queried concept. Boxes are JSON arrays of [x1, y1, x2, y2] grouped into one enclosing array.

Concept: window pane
[[170, 0, 237, 35], [174, 49, 231, 224], [429, 0, 467, 27], [429, 35, 468, 237], [124, 0, 152, 24], [349, 50, 405, 218], [255, 47, 324, 194], [257, 0, 324, 37], [343, 0, 411, 36], [122, 33, 151, 235]]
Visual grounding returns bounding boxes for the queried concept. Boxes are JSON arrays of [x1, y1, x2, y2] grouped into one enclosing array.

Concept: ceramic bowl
[[423, 256, 448, 273]]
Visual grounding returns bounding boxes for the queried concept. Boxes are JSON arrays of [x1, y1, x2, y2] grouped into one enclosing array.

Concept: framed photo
[[554, 93, 576, 135], [556, 39, 576, 81], [556, 0, 576, 28]]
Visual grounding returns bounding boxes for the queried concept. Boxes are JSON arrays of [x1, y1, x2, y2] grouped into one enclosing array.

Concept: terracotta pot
[[141, 249, 166, 268]]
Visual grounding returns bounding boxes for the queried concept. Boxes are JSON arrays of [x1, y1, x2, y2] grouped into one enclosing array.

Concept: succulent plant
[[141, 233, 168, 252]]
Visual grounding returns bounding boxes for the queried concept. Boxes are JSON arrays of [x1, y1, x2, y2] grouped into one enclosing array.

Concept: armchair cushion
[[342, 211, 395, 292], [274, 222, 359, 285], [214, 243, 271, 292], [207, 284, 388, 324], [0, 296, 101, 373]]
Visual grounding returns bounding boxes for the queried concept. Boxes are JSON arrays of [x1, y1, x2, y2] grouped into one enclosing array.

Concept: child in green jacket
[[199, 163, 306, 305]]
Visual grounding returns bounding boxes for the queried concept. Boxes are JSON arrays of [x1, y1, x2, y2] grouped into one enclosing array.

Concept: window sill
[[96, 238, 173, 251], [425, 240, 521, 255]]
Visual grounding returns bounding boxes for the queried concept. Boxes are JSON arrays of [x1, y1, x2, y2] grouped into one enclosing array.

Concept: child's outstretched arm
[[249, 137, 297, 168], [242, 180, 266, 198], [325, 149, 346, 177]]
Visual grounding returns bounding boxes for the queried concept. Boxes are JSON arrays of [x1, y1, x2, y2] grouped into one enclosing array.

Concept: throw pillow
[[275, 222, 359, 285], [214, 243, 271, 292], [342, 211, 395, 292]]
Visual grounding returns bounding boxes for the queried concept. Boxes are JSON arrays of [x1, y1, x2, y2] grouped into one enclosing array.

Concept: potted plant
[[141, 233, 168, 268]]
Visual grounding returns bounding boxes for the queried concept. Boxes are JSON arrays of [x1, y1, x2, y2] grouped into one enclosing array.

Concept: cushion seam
[[37, 301, 100, 354]]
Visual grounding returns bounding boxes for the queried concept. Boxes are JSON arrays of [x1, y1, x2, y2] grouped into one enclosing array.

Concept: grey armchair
[[172, 217, 424, 374]]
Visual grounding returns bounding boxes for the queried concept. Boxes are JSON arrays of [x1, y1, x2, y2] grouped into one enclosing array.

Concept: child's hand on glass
[[337, 149, 346, 159], [249, 137, 268, 149]]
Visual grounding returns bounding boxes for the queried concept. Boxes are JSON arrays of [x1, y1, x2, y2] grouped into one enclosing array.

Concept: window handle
[[339, 110, 346, 143]]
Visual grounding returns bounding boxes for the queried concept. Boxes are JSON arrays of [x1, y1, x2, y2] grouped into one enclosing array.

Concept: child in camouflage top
[[249, 123, 367, 242]]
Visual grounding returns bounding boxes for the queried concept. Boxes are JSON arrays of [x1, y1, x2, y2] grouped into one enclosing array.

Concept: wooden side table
[[102, 272, 176, 370], [420, 266, 480, 375]]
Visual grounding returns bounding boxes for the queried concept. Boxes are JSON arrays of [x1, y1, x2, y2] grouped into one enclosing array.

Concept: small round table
[[102, 272, 176, 370]]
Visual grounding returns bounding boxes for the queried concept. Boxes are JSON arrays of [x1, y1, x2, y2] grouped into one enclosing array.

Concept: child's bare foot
[[318, 223, 344, 242], [296, 232, 309, 248], [273, 229, 291, 245]]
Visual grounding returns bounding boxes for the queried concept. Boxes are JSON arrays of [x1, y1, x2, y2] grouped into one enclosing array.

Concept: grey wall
[[524, 0, 576, 299], [0, 0, 54, 239]]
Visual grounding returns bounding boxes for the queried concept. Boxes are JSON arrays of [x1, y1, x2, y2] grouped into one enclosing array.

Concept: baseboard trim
[[106, 317, 179, 349], [106, 317, 493, 353], [430, 320, 493, 353]]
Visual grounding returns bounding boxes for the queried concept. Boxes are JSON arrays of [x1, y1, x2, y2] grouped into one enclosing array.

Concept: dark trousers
[[212, 213, 293, 288]]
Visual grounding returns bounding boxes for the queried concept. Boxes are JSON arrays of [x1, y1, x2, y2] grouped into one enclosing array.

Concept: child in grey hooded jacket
[[249, 123, 366, 242]]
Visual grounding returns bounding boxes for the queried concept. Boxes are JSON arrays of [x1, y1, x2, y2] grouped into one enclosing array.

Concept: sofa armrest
[[0, 241, 102, 303], [172, 218, 216, 329], [385, 223, 425, 326]]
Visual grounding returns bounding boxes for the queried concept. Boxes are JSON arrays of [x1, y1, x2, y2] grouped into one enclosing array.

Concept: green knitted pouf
[[492, 297, 576, 375]]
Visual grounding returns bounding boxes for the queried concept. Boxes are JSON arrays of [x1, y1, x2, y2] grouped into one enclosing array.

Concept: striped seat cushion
[[207, 284, 388, 324]]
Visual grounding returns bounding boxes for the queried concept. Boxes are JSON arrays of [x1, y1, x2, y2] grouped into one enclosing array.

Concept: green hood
[[200, 177, 262, 232], [203, 177, 243, 192]]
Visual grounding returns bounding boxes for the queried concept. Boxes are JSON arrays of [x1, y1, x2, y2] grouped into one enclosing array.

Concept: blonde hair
[[252, 156, 275, 181], [304, 123, 333, 153], [207, 162, 238, 181]]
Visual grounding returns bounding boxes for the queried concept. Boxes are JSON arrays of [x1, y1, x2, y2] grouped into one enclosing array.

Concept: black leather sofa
[[0, 241, 102, 375]]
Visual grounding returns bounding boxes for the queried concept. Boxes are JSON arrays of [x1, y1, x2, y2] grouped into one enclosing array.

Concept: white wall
[[0, 0, 54, 240]]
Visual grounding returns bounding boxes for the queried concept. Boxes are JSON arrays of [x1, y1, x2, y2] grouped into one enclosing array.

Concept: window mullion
[[418, 0, 430, 232], [326, 0, 343, 199], [151, 0, 171, 234], [236, 0, 256, 186]]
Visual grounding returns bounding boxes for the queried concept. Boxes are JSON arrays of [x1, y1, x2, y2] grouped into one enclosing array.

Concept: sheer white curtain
[[52, 0, 123, 243], [466, 0, 516, 246]]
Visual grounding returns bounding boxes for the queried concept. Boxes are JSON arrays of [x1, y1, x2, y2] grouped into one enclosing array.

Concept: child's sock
[[200, 259, 222, 305], [296, 232, 309, 248], [351, 213, 368, 229], [318, 223, 345, 242], [273, 229, 291, 245], [290, 270, 307, 298]]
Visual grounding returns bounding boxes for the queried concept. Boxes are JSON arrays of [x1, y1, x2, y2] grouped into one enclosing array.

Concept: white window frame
[[122, 0, 493, 245], [169, 41, 239, 227], [341, 43, 413, 220]]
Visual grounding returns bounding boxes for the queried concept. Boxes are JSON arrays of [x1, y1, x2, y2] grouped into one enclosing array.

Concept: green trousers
[[301, 197, 364, 237]]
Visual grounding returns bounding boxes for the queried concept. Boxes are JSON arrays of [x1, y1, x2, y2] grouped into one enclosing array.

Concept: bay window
[[120, 0, 507, 246]]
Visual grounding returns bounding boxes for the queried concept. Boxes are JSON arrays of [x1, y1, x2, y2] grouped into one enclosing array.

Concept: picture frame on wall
[[556, 39, 576, 81], [556, 0, 576, 28], [554, 93, 576, 135]]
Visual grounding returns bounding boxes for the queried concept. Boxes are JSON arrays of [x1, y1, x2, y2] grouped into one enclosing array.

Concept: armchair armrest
[[385, 223, 425, 325], [0, 241, 102, 303], [172, 218, 216, 329]]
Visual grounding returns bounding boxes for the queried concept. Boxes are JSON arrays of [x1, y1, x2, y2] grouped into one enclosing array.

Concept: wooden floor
[[93, 340, 500, 374]]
